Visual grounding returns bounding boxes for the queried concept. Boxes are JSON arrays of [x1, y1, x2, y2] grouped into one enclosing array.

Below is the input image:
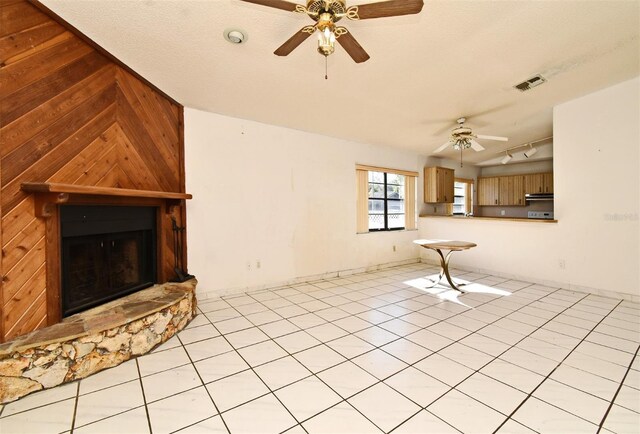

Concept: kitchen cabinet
[[479, 175, 525, 206], [499, 175, 525, 206], [424, 167, 454, 203], [479, 171, 552, 207], [542, 172, 553, 193], [477, 177, 499, 206], [525, 172, 553, 194]]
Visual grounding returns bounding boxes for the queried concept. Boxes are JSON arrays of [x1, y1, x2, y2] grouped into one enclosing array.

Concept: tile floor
[[1, 263, 639, 434]]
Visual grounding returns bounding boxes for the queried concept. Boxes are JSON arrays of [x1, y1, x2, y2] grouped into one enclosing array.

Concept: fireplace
[[60, 205, 157, 317]]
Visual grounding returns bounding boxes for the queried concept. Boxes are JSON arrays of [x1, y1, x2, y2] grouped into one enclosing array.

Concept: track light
[[501, 151, 512, 164], [524, 144, 537, 158]]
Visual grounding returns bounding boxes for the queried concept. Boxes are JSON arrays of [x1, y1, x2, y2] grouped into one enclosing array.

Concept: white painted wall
[[184, 108, 422, 294], [419, 77, 640, 299]]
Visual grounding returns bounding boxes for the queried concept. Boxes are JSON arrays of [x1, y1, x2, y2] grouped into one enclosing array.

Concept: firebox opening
[[60, 205, 157, 317]]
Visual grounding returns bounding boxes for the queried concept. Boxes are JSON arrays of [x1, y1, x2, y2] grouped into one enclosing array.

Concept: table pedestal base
[[424, 249, 468, 292]]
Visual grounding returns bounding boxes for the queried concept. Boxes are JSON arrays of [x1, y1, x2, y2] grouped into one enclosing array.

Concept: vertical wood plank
[[178, 106, 188, 273], [0, 148, 4, 341], [44, 205, 60, 325], [356, 169, 369, 233], [405, 176, 416, 230]]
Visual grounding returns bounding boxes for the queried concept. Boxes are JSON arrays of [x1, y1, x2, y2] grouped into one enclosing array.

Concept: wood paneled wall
[[0, 0, 186, 342]]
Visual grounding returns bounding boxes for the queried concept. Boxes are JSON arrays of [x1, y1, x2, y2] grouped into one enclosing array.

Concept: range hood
[[525, 193, 554, 201]]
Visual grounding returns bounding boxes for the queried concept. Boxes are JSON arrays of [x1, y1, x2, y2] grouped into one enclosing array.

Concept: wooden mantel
[[21, 182, 192, 217], [19, 181, 193, 326]]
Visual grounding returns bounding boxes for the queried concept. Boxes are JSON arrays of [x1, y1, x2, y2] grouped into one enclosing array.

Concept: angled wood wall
[[0, 0, 186, 342]]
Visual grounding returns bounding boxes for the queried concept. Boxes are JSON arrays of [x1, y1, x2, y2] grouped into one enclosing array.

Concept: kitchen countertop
[[419, 215, 558, 223]]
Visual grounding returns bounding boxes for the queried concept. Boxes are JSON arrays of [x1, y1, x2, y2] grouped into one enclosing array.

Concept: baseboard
[[420, 258, 639, 303], [197, 258, 421, 300]]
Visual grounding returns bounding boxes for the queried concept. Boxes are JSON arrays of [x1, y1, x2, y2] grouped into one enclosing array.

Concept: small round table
[[414, 239, 477, 292]]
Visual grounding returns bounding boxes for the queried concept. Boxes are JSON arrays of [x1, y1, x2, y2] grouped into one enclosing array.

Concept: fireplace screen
[[60, 206, 157, 317]]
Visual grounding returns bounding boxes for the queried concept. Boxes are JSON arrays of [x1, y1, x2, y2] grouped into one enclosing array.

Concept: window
[[368, 171, 405, 230], [453, 178, 473, 216], [356, 165, 418, 233]]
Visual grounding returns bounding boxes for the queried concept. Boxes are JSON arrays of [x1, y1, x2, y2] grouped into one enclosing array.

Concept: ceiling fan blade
[[239, 0, 300, 12], [352, 0, 424, 20], [470, 139, 485, 152], [336, 31, 370, 63], [274, 27, 314, 56], [476, 134, 509, 142], [433, 142, 451, 154]]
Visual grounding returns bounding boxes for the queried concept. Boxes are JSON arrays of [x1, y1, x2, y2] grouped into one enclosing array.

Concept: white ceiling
[[41, 0, 640, 164]]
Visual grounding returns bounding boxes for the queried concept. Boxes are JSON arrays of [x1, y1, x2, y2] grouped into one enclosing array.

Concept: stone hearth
[[0, 279, 197, 403]]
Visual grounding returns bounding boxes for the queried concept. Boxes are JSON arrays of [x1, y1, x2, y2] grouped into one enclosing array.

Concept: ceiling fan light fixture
[[317, 26, 336, 56], [452, 137, 472, 151]]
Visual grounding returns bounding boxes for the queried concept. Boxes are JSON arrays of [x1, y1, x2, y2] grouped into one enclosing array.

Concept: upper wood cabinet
[[477, 177, 499, 206], [424, 167, 454, 203], [479, 175, 525, 206], [525, 172, 553, 194], [543, 172, 553, 193], [480, 171, 552, 206], [499, 175, 525, 206]]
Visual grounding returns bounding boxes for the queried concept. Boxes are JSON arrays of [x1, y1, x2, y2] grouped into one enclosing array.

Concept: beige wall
[[419, 77, 640, 299], [479, 159, 553, 177], [185, 108, 422, 295]]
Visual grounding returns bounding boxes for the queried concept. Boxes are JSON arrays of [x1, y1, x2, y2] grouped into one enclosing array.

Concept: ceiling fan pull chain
[[460, 147, 464, 167], [325, 55, 328, 80]]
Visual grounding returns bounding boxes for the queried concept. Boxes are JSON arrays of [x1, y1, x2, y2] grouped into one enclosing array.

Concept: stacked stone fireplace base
[[0, 279, 197, 403]]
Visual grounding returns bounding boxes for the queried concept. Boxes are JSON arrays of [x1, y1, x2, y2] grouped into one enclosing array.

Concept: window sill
[[357, 228, 418, 234]]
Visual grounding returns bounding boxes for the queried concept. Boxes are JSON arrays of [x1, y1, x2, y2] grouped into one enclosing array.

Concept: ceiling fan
[[240, 0, 424, 63], [433, 117, 509, 154]]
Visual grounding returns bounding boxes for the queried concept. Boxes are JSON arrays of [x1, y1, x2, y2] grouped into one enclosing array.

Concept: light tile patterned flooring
[[1, 263, 639, 434]]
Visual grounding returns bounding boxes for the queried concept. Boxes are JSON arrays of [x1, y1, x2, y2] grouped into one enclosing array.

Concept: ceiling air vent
[[514, 74, 547, 92]]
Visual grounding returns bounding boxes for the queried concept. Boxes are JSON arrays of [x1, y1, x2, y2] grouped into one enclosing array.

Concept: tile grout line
[[135, 358, 154, 434], [69, 381, 80, 433], [173, 333, 232, 434], [596, 344, 640, 432], [204, 318, 311, 434], [68, 390, 150, 429], [492, 298, 625, 433]]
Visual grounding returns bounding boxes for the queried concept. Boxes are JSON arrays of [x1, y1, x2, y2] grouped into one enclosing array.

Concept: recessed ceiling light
[[224, 28, 247, 44]]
